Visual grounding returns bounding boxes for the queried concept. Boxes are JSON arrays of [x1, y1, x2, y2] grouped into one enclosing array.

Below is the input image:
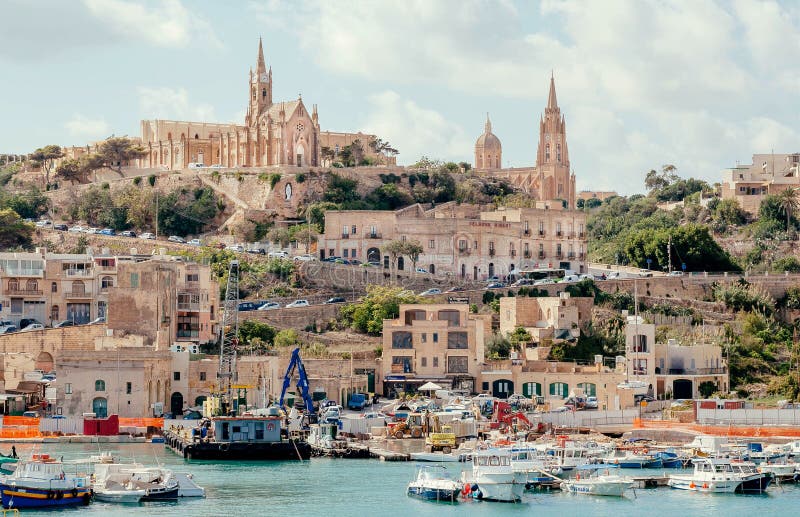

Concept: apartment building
[[382, 304, 491, 396], [321, 202, 588, 280], [720, 152, 800, 215], [498, 293, 592, 345]]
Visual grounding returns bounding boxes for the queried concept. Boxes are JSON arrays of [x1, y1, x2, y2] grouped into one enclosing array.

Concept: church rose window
[[296, 123, 305, 132]]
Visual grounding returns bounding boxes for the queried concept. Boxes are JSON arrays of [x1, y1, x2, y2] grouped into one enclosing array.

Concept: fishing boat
[[407, 465, 461, 502], [0, 450, 19, 475], [653, 451, 686, 469], [560, 465, 635, 497], [409, 451, 460, 463], [758, 462, 798, 482], [668, 458, 771, 493], [0, 454, 92, 509], [603, 449, 661, 469], [93, 464, 179, 501], [461, 448, 526, 502]]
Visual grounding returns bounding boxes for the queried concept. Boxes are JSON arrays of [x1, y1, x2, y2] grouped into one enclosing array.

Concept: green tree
[[621, 224, 738, 272], [0, 209, 34, 248], [381, 240, 407, 278], [157, 187, 219, 237], [97, 137, 148, 173], [698, 381, 718, 398], [712, 198, 747, 227], [238, 320, 277, 347], [486, 333, 511, 359], [777, 188, 800, 233], [306, 202, 339, 232], [323, 173, 361, 204], [339, 285, 420, 335], [507, 326, 533, 350], [404, 240, 423, 272], [274, 329, 302, 347], [29, 145, 63, 187]]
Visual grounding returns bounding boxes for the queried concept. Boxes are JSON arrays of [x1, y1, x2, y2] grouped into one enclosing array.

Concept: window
[[95, 380, 106, 392], [421, 357, 427, 367], [421, 333, 427, 343], [458, 239, 467, 251], [433, 357, 439, 368], [343, 249, 349, 258], [549, 382, 568, 398], [391, 331, 412, 349], [447, 332, 468, 349], [557, 143, 561, 162], [545, 143, 550, 161], [101, 276, 113, 290], [401, 235, 407, 242], [65, 383, 72, 395], [351, 225, 357, 235], [130, 273, 139, 288], [342, 225, 349, 236], [482, 382, 489, 391], [577, 382, 596, 397], [432, 333, 438, 343], [633, 358, 647, 375], [186, 274, 199, 282], [126, 382, 132, 395], [438, 310, 460, 326], [632, 334, 647, 353], [447, 356, 468, 373], [351, 248, 356, 258], [173, 372, 181, 381], [404, 310, 427, 324], [391, 356, 413, 373], [200, 372, 206, 381], [51, 282, 57, 293], [429, 239, 435, 249]]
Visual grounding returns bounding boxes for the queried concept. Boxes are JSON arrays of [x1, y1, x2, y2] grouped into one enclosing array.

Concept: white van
[[562, 274, 581, 283], [268, 250, 289, 259], [188, 162, 206, 169]]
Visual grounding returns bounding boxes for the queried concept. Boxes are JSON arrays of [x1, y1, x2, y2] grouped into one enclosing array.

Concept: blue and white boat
[[407, 465, 461, 502], [0, 454, 92, 509], [560, 464, 635, 497]]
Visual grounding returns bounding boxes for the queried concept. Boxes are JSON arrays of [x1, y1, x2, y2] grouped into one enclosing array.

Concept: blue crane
[[278, 347, 315, 414]]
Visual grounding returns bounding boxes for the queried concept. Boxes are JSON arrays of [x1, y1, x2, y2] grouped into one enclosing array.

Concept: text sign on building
[[447, 297, 470, 304]]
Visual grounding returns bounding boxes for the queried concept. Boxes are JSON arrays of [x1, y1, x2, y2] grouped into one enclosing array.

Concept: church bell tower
[[535, 74, 575, 207], [246, 37, 272, 127]]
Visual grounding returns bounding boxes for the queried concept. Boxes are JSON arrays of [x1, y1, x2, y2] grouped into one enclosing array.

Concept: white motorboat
[[668, 458, 771, 493], [560, 465, 635, 497], [174, 472, 206, 497], [407, 465, 461, 502], [93, 464, 179, 501], [93, 484, 146, 504], [409, 451, 460, 463], [461, 448, 526, 502], [758, 462, 797, 481]]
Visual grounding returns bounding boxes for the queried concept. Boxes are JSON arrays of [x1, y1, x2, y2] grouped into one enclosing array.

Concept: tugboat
[[0, 454, 92, 509]]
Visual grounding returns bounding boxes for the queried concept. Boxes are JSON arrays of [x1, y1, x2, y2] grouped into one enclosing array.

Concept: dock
[[369, 448, 411, 461]]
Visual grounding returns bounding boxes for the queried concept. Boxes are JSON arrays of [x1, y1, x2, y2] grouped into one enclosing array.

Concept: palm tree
[[777, 188, 800, 233]]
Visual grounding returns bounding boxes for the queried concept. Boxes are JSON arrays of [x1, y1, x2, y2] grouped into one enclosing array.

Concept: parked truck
[[347, 393, 368, 411]]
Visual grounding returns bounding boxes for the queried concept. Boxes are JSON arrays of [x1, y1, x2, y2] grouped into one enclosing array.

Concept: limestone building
[[474, 75, 577, 208], [321, 201, 588, 279], [720, 152, 800, 215]]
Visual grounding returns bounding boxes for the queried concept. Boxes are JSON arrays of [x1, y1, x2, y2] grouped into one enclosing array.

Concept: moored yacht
[[461, 449, 526, 502], [668, 458, 771, 493]]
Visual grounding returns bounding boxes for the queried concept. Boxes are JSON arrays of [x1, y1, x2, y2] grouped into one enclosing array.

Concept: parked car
[[511, 279, 535, 287], [187, 238, 202, 246], [54, 320, 76, 328], [35, 219, 52, 227], [226, 244, 245, 252], [18, 318, 43, 330], [667, 271, 685, 277], [585, 396, 599, 409], [187, 162, 206, 169], [286, 299, 310, 308], [53, 224, 68, 231], [607, 272, 620, 279], [99, 228, 115, 236], [486, 282, 506, 289], [293, 254, 316, 262], [415, 267, 428, 274], [362, 412, 387, 423], [507, 393, 526, 404], [321, 256, 341, 263], [89, 316, 106, 325], [167, 235, 186, 243], [257, 302, 281, 311], [238, 301, 262, 312], [446, 286, 466, 292], [420, 288, 442, 296], [349, 259, 362, 266], [139, 232, 156, 240], [324, 297, 346, 304], [562, 274, 581, 283], [533, 279, 555, 286], [86, 227, 100, 234], [268, 250, 289, 259], [472, 393, 494, 404], [120, 230, 137, 238], [246, 248, 266, 255], [0, 326, 17, 335], [68, 225, 85, 233], [208, 164, 223, 169], [367, 261, 382, 268], [20, 323, 45, 332]]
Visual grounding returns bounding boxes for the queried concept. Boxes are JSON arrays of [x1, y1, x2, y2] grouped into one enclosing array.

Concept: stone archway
[[35, 351, 54, 373], [92, 397, 108, 418], [170, 392, 184, 417], [367, 247, 380, 262], [673, 379, 693, 400], [295, 143, 305, 167]]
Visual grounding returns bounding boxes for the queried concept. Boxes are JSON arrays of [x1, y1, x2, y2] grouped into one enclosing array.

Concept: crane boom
[[279, 347, 315, 414], [218, 260, 240, 411]]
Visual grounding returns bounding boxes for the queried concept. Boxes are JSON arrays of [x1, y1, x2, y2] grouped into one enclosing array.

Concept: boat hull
[[407, 486, 460, 501], [667, 474, 771, 493], [142, 485, 179, 501], [167, 433, 312, 461], [94, 490, 145, 503], [410, 452, 460, 463], [1, 485, 92, 509], [561, 480, 634, 497]]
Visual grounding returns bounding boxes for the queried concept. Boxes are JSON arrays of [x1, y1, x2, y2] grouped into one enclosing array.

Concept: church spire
[[485, 112, 492, 134], [256, 36, 266, 74], [547, 72, 558, 111]]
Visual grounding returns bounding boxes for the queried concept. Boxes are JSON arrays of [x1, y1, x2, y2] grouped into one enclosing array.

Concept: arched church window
[[253, 88, 256, 100], [545, 143, 550, 161], [195, 134, 199, 139], [167, 132, 172, 140], [557, 144, 561, 163], [262, 89, 267, 98]]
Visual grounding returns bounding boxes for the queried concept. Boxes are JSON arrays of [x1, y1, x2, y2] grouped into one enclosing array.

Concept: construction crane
[[279, 347, 315, 416], [217, 260, 240, 415]]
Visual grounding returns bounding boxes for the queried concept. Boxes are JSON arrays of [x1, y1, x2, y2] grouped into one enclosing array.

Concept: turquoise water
[[9, 443, 800, 516]]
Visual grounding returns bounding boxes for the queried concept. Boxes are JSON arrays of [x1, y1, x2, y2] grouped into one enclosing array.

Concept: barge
[[165, 415, 311, 461]]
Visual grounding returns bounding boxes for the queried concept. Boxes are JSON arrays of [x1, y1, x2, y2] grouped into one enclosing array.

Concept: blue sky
[[1, 0, 798, 195]]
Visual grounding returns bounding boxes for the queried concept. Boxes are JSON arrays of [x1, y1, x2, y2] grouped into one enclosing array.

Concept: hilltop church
[[473, 75, 577, 208], [135, 38, 387, 170]]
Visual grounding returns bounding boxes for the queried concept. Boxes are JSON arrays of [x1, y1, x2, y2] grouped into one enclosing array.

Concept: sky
[[1, 0, 798, 195]]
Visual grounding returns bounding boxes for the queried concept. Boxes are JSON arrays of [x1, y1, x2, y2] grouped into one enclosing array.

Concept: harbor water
[[9, 442, 800, 516]]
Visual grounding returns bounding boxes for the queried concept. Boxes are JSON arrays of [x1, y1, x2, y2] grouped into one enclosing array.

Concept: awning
[[418, 382, 443, 392]]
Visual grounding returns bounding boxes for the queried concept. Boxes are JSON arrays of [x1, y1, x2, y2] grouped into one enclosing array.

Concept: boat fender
[[471, 483, 479, 492], [47, 490, 54, 499], [82, 492, 92, 506], [72, 488, 78, 498], [461, 484, 471, 497], [702, 483, 708, 489], [57, 490, 64, 499], [689, 482, 696, 489]]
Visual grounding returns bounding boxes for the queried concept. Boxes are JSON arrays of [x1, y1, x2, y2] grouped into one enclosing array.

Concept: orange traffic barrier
[[3, 416, 40, 427], [638, 419, 800, 438], [118, 418, 164, 428]]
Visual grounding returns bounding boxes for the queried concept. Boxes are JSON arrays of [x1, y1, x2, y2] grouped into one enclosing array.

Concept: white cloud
[[64, 114, 111, 141], [137, 86, 217, 121], [361, 91, 471, 164], [83, 0, 220, 48]]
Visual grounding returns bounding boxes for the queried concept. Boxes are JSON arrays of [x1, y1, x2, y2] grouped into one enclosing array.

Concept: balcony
[[510, 250, 516, 258], [666, 368, 727, 375], [5, 286, 43, 296], [458, 248, 470, 255], [538, 230, 545, 237], [556, 231, 562, 237], [489, 249, 495, 257], [578, 232, 585, 238], [341, 233, 350, 239], [567, 253, 576, 259], [96, 264, 116, 271], [578, 253, 585, 260], [64, 289, 93, 298], [178, 303, 201, 311], [64, 269, 93, 277], [523, 251, 531, 259], [0, 268, 43, 277], [177, 329, 200, 340], [556, 253, 563, 259], [390, 363, 413, 374], [538, 252, 546, 259], [523, 229, 531, 236], [366, 233, 382, 239]]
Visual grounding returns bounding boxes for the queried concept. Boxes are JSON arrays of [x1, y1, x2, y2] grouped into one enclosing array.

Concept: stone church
[[137, 39, 386, 170], [474, 75, 576, 208]]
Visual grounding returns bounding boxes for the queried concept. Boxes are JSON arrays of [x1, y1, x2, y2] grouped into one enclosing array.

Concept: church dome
[[475, 131, 501, 149], [474, 114, 502, 170]]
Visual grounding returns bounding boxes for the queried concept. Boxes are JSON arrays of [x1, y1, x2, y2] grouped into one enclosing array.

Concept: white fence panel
[[39, 417, 83, 435]]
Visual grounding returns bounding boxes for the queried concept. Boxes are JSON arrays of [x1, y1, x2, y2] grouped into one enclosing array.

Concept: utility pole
[[155, 190, 159, 240], [667, 235, 672, 273]]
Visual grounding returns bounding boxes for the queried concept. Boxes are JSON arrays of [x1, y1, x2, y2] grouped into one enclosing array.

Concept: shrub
[[148, 175, 156, 187], [269, 173, 281, 189], [296, 173, 306, 183], [133, 176, 142, 186]]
